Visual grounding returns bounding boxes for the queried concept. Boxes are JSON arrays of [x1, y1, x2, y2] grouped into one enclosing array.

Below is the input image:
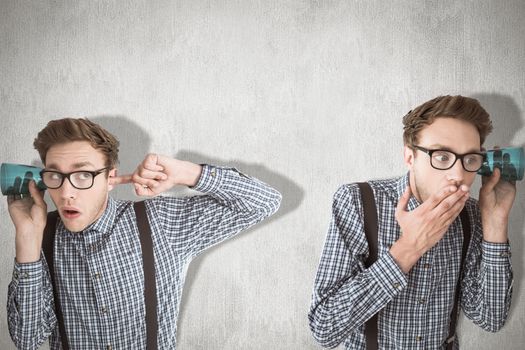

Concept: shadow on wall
[[473, 93, 524, 319], [173, 149, 305, 336], [92, 116, 153, 201]]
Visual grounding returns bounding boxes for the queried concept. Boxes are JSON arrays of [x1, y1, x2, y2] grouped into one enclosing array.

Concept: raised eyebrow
[[45, 161, 96, 171], [71, 161, 96, 169]]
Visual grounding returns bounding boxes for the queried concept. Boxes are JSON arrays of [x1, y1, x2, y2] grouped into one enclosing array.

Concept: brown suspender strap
[[42, 210, 70, 350], [134, 200, 158, 350], [42, 202, 158, 350], [357, 182, 379, 350], [445, 208, 471, 349]]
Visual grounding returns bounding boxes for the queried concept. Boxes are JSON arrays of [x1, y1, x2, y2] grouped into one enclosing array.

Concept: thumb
[[481, 167, 501, 191], [395, 186, 411, 217], [144, 154, 164, 172], [28, 181, 46, 208]]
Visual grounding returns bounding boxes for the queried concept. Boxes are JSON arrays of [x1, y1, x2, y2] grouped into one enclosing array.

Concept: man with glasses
[[309, 95, 516, 349], [6, 118, 281, 349]]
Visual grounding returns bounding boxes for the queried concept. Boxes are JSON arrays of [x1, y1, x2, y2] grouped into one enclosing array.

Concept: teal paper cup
[[477, 147, 524, 181], [0, 163, 47, 195]]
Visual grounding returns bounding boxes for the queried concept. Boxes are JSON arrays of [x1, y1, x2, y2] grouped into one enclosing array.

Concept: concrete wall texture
[[1, 0, 524, 349]]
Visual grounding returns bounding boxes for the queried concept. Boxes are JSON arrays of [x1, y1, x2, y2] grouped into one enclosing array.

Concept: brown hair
[[402, 95, 493, 147], [33, 118, 120, 169]]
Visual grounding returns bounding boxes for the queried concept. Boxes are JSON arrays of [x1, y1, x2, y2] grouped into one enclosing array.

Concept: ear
[[403, 145, 415, 169], [108, 168, 117, 192]]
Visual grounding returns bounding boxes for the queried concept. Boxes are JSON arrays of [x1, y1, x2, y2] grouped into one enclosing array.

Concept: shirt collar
[[86, 196, 117, 235], [58, 196, 117, 245], [395, 171, 421, 212]]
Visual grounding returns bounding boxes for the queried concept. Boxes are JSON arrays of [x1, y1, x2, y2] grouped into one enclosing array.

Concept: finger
[[28, 181, 45, 207], [481, 167, 500, 193], [109, 174, 133, 185], [433, 185, 468, 215], [13, 176, 22, 194], [423, 184, 458, 210], [395, 186, 411, 216], [136, 168, 167, 181], [20, 176, 32, 195], [7, 194, 14, 205], [134, 183, 156, 197], [143, 154, 164, 172], [132, 174, 161, 189], [439, 190, 469, 222]]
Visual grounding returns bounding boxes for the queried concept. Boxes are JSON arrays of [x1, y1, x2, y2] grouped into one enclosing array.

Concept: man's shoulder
[[332, 176, 400, 208], [335, 177, 399, 198]]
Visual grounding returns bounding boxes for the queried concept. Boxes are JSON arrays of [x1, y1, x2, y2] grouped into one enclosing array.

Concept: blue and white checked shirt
[[309, 173, 513, 350], [7, 165, 281, 350]]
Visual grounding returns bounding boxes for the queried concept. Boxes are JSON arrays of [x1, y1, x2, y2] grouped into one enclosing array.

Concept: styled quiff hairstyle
[[402, 95, 493, 147], [33, 118, 120, 169]]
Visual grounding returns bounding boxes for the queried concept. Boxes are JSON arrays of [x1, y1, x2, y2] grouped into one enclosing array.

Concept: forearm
[[157, 165, 282, 257], [192, 165, 282, 217], [389, 235, 425, 274], [462, 241, 513, 332], [7, 259, 56, 349], [309, 252, 407, 348]]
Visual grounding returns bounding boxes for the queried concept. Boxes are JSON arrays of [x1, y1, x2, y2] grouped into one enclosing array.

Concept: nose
[[447, 158, 466, 184], [59, 177, 78, 200]]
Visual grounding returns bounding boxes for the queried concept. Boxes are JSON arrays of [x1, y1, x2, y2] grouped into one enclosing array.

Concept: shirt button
[[392, 282, 401, 289], [416, 336, 423, 341], [419, 298, 426, 304], [22, 272, 29, 279], [13, 271, 19, 279], [101, 307, 107, 314], [106, 345, 112, 350], [423, 263, 431, 269], [499, 252, 510, 257], [94, 273, 101, 280], [210, 169, 216, 177]]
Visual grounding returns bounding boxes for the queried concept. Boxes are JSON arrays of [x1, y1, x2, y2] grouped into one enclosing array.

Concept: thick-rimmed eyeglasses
[[39, 167, 109, 189], [412, 145, 485, 172]]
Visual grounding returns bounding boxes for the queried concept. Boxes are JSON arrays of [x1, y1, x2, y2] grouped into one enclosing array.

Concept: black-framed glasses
[[412, 145, 485, 172], [39, 167, 109, 189]]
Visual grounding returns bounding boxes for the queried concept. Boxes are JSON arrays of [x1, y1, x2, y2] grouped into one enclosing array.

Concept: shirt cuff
[[191, 164, 223, 193], [481, 240, 511, 265], [368, 251, 408, 299], [12, 259, 42, 286]]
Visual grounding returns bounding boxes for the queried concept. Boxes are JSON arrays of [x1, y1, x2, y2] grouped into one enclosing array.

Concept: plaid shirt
[[7, 165, 281, 350], [309, 173, 513, 350]]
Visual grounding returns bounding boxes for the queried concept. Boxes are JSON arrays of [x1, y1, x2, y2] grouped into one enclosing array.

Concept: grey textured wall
[[1, 0, 524, 349]]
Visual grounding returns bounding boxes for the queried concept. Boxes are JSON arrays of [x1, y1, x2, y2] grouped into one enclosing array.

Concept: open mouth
[[62, 209, 81, 219]]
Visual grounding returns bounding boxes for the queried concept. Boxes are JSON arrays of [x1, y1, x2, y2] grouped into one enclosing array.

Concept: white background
[[1, 1, 524, 349]]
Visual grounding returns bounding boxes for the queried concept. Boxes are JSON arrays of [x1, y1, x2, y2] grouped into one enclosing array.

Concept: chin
[[62, 221, 87, 233]]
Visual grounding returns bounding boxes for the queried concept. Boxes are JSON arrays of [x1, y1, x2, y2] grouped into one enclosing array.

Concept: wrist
[[176, 160, 202, 187], [389, 237, 423, 274], [15, 250, 41, 264], [15, 233, 43, 264], [481, 217, 509, 243]]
